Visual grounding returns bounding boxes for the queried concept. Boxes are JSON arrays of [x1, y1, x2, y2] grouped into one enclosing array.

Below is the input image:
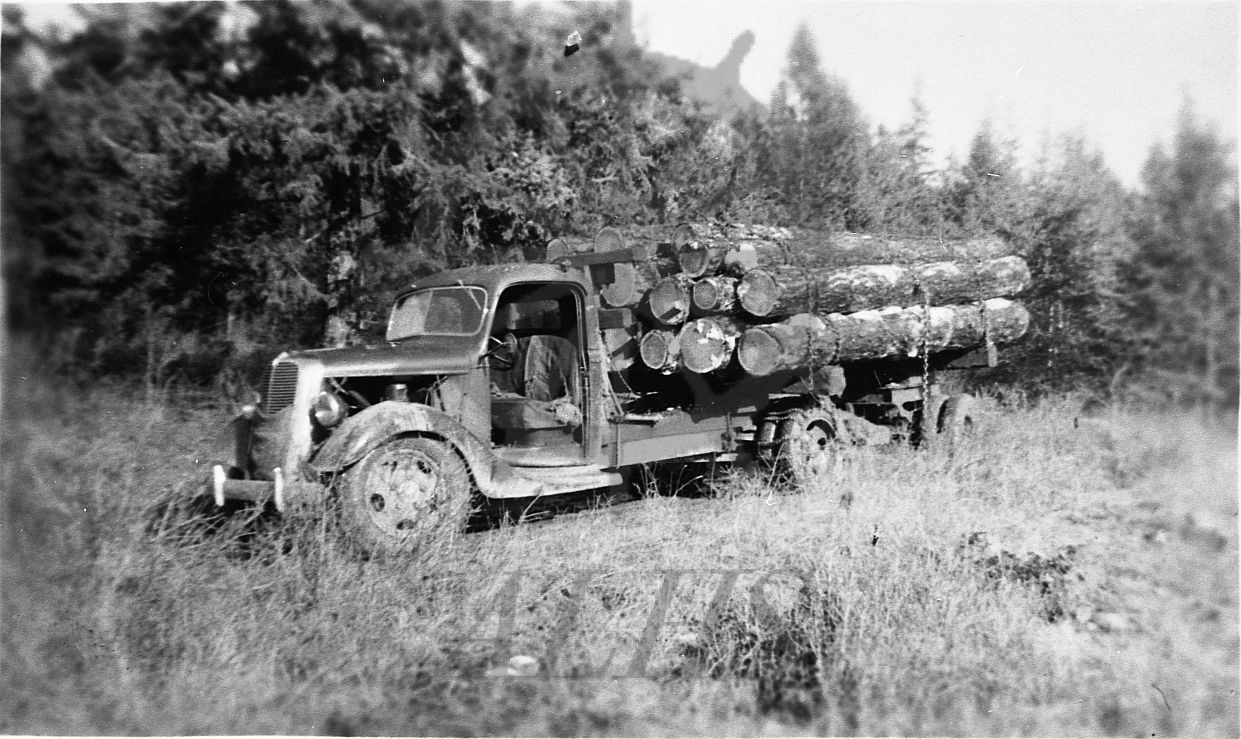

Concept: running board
[[482, 464, 622, 499]]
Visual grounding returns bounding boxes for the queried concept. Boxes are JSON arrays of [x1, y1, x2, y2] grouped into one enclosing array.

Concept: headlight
[[312, 390, 347, 428]]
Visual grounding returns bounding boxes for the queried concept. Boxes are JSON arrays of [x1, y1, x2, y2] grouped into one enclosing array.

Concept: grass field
[[2, 361, 1237, 736]]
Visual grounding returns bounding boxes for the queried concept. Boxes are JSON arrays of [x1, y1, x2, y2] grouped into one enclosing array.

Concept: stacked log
[[646, 275, 694, 326], [691, 275, 739, 315], [736, 314, 832, 377], [599, 262, 657, 309], [737, 299, 1030, 376], [736, 256, 1030, 318], [593, 226, 626, 253], [678, 316, 744, 374], [672, 222, 1015, 275], [543, 223, 1031, 380], [545, 236, 593, 260], [638, 330, 681, 374]]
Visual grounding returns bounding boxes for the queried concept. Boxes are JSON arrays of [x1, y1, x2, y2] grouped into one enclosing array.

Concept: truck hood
[[287, 336, 479, 377]]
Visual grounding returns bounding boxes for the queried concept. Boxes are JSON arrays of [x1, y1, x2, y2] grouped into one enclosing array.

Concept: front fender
[[307, 401, 499, 488]]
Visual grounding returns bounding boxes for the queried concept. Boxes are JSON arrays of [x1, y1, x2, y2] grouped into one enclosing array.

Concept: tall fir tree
[[759, 23, 866, 228], [1124, 100, 1240, 405], [947, 119, 1027, 236], [987, 133, 1136, 395]]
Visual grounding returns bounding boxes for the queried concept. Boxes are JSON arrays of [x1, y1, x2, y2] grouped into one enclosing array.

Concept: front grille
[[262, 361, 299, 415]]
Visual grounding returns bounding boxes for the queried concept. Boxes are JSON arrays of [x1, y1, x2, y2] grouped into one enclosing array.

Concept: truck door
[[487, 282, 592, 467]]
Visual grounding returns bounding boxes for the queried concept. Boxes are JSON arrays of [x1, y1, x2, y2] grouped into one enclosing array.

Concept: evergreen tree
[[851, 94, 943, 233], [3, 0, 721, 378], [1125, 101, 1240, 405], [759, 23, 866, 228], [947, 119, 1026, 235], [988, 134, 1136, 394]]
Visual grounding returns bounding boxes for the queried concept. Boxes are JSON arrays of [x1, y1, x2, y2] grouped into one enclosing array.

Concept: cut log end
[[737, 327, 782, 376], [737, 270, 780, 317], [671, 223, 697, 250], [599, 262, 647, 309], [691, 275, 738, 314], [545, 238, 572, 260], [678, 317, 740, 374], [692, 279, 719, 311], [594, 226, 626, 254], [648, 276, 691, 326], [639, 330, 680, 374], [678, 246, 706, 277]]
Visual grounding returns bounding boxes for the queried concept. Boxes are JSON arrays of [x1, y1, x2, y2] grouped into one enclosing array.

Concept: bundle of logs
[[553, 223, 1032, 378]]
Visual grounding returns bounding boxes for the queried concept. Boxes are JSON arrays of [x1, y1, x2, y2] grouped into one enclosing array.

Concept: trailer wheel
[[936, 393, 977, 443], [779, 410, 839, 488], [340, 436, 472, 556]]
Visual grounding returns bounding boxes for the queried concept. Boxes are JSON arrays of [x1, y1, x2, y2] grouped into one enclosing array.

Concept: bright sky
[[631, 0, 1238, 187]]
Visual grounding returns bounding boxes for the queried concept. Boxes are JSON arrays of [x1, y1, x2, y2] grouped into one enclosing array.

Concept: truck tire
[[936, 393, 977, 443], [340, 436, 472, 556], [778, 410, 839, 488]]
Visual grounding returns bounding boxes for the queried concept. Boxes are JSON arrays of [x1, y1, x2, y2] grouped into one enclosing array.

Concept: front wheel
[[340, 437, 472, 556]]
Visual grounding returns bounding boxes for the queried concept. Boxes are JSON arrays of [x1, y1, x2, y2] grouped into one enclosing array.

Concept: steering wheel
[[487, 333, 519, 369]]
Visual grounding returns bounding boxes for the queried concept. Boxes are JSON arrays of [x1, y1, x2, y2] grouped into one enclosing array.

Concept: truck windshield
[[387, 286, 488, 340]]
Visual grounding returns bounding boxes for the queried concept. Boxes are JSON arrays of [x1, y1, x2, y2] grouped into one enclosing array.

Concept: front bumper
[[210, 465, 319, 512]]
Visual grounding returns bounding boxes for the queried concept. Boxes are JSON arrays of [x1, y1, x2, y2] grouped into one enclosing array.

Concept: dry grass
[[2, 364, 1236, 736]]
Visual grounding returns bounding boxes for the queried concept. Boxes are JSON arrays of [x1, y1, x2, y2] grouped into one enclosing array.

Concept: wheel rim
[[361, 447, 443, 537], [788, 421, 834, 481]]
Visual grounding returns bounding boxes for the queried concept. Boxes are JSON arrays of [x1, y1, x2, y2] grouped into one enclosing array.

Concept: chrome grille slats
[[262, 361, 299, 415]]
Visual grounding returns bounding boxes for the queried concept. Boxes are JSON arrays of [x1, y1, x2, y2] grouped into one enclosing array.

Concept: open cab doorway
[[486, 282, 590, 468]]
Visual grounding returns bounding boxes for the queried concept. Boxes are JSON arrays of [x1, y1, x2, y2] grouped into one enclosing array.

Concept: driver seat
[[491, 335, 581, 434]]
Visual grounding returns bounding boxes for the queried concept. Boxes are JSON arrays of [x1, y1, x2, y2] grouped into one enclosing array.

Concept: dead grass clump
[[676, 580, 841, 722], [959, 532, 1081, 622]]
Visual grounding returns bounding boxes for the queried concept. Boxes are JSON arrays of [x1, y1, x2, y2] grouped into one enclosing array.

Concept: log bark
[[677, 316, 745, 374], [736, 264, 915, 317], [827, 306, 924, 361], [786, 232, 1013, 269], [736, 257, 1030, 318], [737, 300, 1030, 373], [639, 329, 681, 374], [911, 256, 1030, 305], [736, 314, 834, 377], [978, 297, 1031, 344], [671, 222, 1016, 274], [646, 275, 694, 326], [546, 237, 592, 260], [691, 275, 740, 315]]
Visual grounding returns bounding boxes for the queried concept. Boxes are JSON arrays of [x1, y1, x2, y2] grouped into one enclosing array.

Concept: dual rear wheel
[[775, 409, 839, 488], [777, 393, 977, 486], [935, 393, 977, 443]]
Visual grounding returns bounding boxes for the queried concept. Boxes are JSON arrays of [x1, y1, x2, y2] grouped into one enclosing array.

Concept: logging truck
[[208, 228, 1027, 554]]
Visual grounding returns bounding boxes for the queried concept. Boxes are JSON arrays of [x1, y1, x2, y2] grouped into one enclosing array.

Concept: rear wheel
[[778, 410, 839, 488], [340, 437, 472, 556], [936, 393, 977, 444]]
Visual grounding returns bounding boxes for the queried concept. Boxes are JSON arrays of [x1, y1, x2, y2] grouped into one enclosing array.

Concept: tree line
[[2, 1, 1236, 406]]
